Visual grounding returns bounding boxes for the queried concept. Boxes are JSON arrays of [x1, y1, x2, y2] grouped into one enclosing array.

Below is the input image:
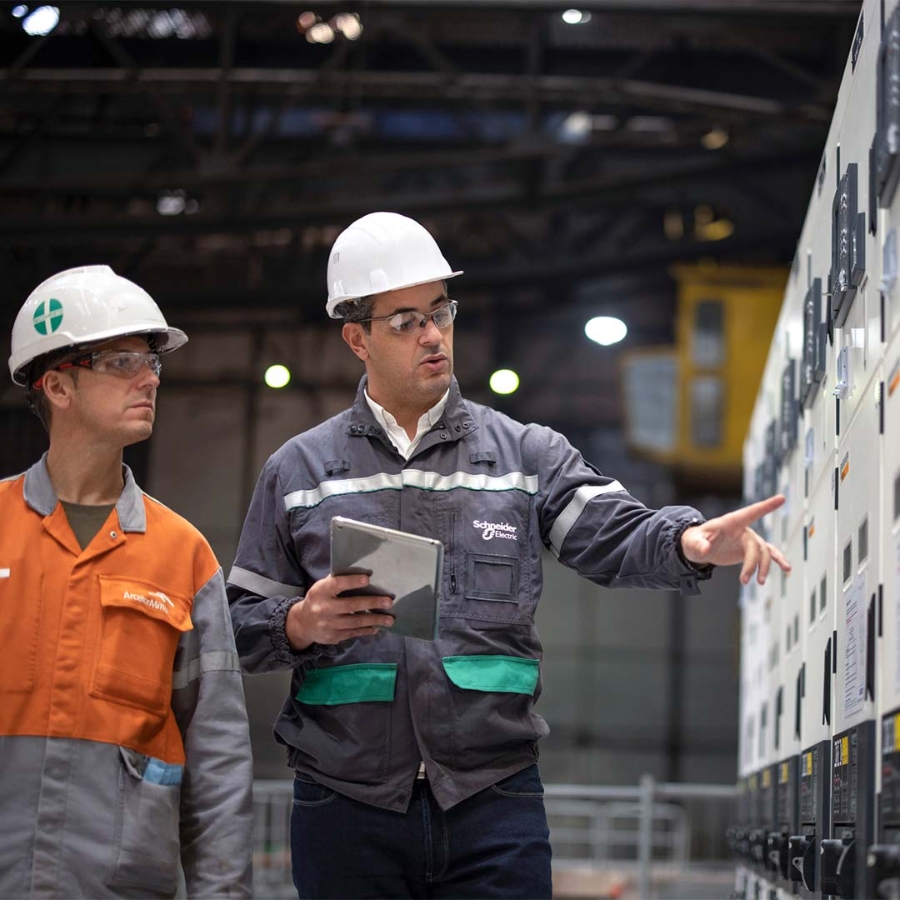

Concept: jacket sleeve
[[528, 424, 712, 594], [226, 455, 336, 674], [172, 568, 254, 898]]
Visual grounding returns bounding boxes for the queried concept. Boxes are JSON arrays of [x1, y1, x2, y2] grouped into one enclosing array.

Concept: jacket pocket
[[106, 746, 181, 894], [92, 576, 192, 714], [442, 655, 539, 695], [292, 663, 397, 784], [0, 559, 40, 693], [295, 663, 398, 705]]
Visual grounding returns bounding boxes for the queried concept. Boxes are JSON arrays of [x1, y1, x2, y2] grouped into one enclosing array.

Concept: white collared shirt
[[364, 389, 450, 461]]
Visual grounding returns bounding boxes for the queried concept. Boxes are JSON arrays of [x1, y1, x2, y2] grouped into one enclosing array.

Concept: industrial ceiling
[[0, 0, 861, 438]]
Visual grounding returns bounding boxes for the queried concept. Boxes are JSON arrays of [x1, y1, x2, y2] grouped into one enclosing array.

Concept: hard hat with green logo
[[326, 212, 463, 318], [9, 265, 188, 385]]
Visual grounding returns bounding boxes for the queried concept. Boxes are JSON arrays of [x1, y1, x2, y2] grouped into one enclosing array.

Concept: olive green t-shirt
[[60, 501, 116, 551]]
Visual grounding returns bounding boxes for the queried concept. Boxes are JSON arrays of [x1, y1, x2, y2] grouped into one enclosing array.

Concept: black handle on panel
[[867, 592, 876, 702], [824, 638, 832, 726], [795, 665, 804, 741]]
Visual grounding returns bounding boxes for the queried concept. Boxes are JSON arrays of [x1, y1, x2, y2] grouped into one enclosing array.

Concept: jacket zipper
[[449, 509, 459, 594]]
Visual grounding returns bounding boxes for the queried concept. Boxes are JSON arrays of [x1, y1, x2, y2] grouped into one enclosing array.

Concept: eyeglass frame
[[32, 349, 162, 390], [355, 299, 458, 334]]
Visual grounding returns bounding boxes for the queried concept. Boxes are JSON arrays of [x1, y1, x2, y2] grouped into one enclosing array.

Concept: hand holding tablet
[[330, 516, 444, 641]]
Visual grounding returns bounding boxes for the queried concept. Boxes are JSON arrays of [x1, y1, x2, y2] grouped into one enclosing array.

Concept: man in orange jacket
[[0, 266, 254, 898]]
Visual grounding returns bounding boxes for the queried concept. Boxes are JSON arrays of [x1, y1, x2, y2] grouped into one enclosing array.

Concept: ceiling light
[[148, 11, 174, 38], [157, 189, 186, 216], [562, 111, 592, 140], [265, 365, 292, 389], [296, 11, 317, 32], [697, 218, 735, 242], [12, 5, 28, 18], [585, 316, 628, 347], [490, 369, 520, 395], [307, 22, 335, 43], [701, 127, 729, 150], [22, 5, 59, 35], [561, 9, 591, 25], [334, 12, 362, 40]]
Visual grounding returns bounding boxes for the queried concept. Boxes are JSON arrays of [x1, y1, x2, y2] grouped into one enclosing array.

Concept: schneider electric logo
[[473, 520, 518, 541], [124, 589, 174, 615], [33, 298, 64, 335]]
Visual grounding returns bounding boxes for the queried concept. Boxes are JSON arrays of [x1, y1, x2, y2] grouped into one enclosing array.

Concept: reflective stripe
[[548, 481, 626, 558], [401, 469, 539, 494], [442, 655, 539, 695], [227, 564, 302, 599], [284, 469, 539, 511], [284, 474, 400, 510], [172, 650, 242, 690]]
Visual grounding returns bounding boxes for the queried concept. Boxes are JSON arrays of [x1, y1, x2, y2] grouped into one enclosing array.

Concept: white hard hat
[[9, 265, 188, 385], [326, 212, 462, 318]]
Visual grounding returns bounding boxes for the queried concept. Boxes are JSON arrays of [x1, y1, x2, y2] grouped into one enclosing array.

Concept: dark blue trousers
[[290, 764, 552, 899]]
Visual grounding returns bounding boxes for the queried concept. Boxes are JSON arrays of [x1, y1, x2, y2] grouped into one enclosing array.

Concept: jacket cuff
[[268, 595, 338, 672], [669, 515, 714, 596]]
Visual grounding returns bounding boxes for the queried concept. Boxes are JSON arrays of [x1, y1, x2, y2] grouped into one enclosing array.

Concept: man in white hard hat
[[1, 266, 254, 898], [228, 212, 789, 899]]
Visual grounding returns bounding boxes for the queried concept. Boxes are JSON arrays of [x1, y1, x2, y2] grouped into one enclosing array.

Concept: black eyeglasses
[[358, 300, 458, 335], [33, 350, 161, 389]]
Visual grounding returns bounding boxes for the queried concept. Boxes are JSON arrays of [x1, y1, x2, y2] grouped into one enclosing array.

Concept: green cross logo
[[33, 298, 64, 335]]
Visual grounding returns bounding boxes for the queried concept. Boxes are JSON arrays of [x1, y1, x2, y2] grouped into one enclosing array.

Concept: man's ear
[[342, 323, 369, 362], [40, 370, 75, 413]]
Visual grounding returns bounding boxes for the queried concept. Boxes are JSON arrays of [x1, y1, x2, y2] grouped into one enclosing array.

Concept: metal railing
[[251, 776, 736, 898]]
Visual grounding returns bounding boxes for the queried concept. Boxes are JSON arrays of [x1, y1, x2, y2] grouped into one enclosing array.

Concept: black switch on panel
[[867, 844, 900, 899], [790, 833, 816, 889], [821, 837, 856, 898]]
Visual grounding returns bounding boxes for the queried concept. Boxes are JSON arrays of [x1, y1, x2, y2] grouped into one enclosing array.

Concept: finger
[[768, 543, 792, 573], [757, 540, 772, 585], [728, 494, 785, 529], [739, 536, 760, 585], [342, 594, 394, 615], [336, 611, 395, 632], [329, 573, 374, 594]]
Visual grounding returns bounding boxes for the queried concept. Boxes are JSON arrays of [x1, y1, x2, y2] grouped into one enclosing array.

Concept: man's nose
[[136, 363, 160, 388], [418, 316, 443, 343]]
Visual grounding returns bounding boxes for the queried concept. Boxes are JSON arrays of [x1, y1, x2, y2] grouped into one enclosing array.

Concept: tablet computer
[[330, 516, 444, 641]]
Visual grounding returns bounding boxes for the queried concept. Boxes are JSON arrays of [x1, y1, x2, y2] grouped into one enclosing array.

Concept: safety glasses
[[359, 300, 458, 335], [33, 350, 161, 389]]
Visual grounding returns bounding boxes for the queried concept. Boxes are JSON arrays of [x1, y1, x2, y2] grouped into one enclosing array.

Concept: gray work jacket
[[227, 376, 710, 812]]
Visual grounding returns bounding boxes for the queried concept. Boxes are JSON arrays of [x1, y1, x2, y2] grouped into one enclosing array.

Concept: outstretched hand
[[680, 494, 792, 585]]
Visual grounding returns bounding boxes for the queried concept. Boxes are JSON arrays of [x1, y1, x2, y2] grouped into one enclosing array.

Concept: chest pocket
[[436, 492, 533, 625], [91, 576, 192, 714]]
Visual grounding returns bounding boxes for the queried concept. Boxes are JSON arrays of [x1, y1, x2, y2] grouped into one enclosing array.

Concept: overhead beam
[[0, 68, 831, 121], [0, 147, 818, 244]]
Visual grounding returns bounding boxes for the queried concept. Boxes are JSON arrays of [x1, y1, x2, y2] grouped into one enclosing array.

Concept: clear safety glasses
[[33, 350, 161, 389], [359, 300, 458, 335]]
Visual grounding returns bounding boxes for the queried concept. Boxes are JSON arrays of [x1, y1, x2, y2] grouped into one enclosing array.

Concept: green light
[[490, 369, 520, 395], [265, 364, 291, 389]]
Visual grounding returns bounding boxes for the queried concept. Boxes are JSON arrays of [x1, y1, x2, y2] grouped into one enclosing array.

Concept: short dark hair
[[334, 295, 376, 333]]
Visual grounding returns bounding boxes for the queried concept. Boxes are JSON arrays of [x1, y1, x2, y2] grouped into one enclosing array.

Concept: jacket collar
[[24, 452, 147, 532], [348, 376, 477, 440]]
